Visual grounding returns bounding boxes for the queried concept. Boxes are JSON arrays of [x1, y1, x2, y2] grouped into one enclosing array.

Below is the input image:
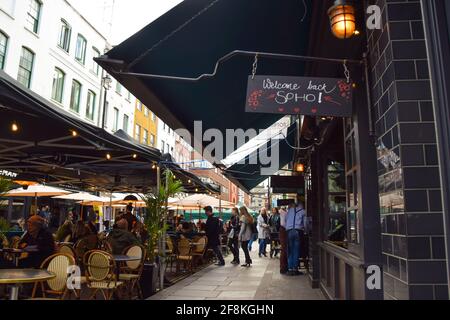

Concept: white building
[[157, 119, 175, 156], [0, 0, 134, 134]]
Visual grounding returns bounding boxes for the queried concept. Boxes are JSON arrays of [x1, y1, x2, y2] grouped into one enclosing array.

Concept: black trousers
[[241, 241, 252, 264], [228, 237, 240, 262], [211, 245, 225, 264]]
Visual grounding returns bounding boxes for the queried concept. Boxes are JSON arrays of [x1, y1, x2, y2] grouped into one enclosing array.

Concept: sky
[[69, 0, 183, 45]]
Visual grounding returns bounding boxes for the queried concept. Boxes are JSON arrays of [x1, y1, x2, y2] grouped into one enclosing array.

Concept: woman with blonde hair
[[238, 206, 254, 267]]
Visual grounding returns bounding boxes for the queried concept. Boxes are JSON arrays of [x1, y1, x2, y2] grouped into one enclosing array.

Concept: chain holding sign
[[246, 75, 353, 117]]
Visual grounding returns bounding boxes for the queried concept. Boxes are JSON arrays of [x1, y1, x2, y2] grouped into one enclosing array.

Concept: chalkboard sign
[[246, 75, 353, 117]]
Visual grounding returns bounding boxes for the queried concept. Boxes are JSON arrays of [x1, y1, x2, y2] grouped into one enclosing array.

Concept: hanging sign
[[246, 75, 353, 117]]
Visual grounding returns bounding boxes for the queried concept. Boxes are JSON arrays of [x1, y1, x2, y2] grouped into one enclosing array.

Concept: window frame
[[112, 107, 120, 132], [0, 31, 8, 70], [143, 129, 149, 145], [26, 0, 42, 34], [123, 114, 129, 133], [75, 34, 87, 65], [17, 46, 35, 88], [91, 46, 100, 75], [135, 124, 141, 141], [58, 19, 71, 52], [86, 90, 96, 121], [51, 67, 65, 103], [69, 80, 82, 113]]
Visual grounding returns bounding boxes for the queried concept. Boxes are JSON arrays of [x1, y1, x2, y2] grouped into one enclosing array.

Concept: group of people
[[205, 201, 307, 276]]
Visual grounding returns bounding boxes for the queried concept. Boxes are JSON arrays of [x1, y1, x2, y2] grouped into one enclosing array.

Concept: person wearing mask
[[227, 208, 241, 265], [257, 208, 270, 258], [204, 206, 225, 266], [107, 219, 140, 255], [238, 207, 254, 267], [18, 215, 56, 268], [279, 205, 289, 274], [285, 201, 306, 276]]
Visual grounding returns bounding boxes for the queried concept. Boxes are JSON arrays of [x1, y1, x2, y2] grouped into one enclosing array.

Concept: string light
[[106, 153, 112, 160], [71, 130, 78, 137], [11, 122, 19, 132], [132, 154, 138, 159]]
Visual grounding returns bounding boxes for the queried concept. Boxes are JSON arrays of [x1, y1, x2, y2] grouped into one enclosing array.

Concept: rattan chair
[[83, 250, 123, 300], [118, 245, 146, 299], [31, 253, 76, 300], [175, 238, 194, 273], [165, 237, 177, 273], [191, 236, 208, 268], [58, 244, 76, 258]]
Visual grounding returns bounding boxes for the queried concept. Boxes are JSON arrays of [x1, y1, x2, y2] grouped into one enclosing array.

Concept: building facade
[[0, 0, 134, 136], [133, 100, 158, 147]]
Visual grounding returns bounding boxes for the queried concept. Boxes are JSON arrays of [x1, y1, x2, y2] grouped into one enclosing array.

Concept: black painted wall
[[367, 0, 448, 300]]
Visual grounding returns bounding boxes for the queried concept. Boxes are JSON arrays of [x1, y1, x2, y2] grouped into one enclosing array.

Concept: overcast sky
[[69, 0, 183, 45]]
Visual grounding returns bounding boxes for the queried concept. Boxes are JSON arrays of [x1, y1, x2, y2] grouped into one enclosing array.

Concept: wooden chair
[[191, 236, 208, 269], [31, 253, 76, 300], [83, 250, 123, 300], [175, 238, 193, 273], [118, 245, 146, 299], [165, 237, 177, 273]]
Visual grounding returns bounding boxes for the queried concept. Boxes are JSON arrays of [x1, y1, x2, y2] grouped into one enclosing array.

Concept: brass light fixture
[[296, 163, 305, 173], [328, 0, 356, 39]]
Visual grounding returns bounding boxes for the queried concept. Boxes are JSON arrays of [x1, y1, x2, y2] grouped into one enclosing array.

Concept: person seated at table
[[72, 221, 90, 244], [177, 222, 196, 239], [55, 218, 74, 242], [86, 211, 98, 234], [18, 215, 56, 268], [132, 221, 149, 244], [107, 219, 140, 255]]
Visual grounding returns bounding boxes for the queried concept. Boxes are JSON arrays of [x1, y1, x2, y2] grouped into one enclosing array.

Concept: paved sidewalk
[[149, 249, 324, 300]]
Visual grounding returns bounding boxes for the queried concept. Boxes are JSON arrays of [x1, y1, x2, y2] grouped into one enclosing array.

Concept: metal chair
[[118, 245, 146, 299], [31, 253, 76, 300], [83, 250, 123, 300]]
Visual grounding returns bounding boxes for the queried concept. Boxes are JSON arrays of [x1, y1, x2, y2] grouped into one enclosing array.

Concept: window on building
[[69, 80, 82, 112], [17, 47, 34, 88], [161, 140, 165, 153], [150, 134, 155, 147], [144, 107, 149, 117], [163, 123, 166, 130], [51, 67, 65, 103], [0, 0, 16, 16], [113, 107, 119, 132], [115, 81, 122, 94], [75, 34, 87, 64], [135, 124, 141, 141], [91, 47, 100, 75], [123, 114, 129, 133], [86, 90, 96, 121], [152, 112, 156, 122], [126, 90, 131, 101], [137, 101, 142, 111], [26, 0, 42, 34], [58, 19, 71, 52], [143, 129, 149, 145], [0, 31, 8, 70]]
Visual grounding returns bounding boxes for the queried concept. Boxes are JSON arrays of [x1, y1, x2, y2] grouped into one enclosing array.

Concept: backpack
[[251, 220, 258, 234]]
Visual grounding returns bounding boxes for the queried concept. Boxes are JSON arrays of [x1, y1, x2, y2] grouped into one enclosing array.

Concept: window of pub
[[326, 160, 347, 248]]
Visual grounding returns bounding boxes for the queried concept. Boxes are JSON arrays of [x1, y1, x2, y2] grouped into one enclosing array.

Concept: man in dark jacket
[[19, 215, 56, 268], [121, 204, 138, 232], [107, 219, 140, 255], [204, 206, 225, 266]]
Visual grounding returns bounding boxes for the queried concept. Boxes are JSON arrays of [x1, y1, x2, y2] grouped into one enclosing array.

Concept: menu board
[[246, 75, 353, 117]]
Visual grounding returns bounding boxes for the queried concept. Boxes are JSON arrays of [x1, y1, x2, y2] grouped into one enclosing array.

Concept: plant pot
[[139, 262, 159, 299]]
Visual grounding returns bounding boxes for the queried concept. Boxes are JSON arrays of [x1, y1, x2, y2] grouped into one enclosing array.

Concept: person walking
[[257, 208, 270, 257], [238, 207, 254, 267], [228, 208, 241, 265], [204, 206, 225, 266], [285, 201, 306, 276], [279, 206, 289, 274]]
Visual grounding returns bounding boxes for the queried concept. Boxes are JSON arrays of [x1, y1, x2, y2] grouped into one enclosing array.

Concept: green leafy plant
[[143, 169, 183, 263], [0, 177, 12, 246]]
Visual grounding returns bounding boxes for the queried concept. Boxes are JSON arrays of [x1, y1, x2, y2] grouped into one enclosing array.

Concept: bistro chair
[[30, 253, 76, 300], [175, 238, 194, 273], [58, 244, 76, 259], [10, 236, 21, 249], [83, 250, 123, 300], [118, 245, 146, 299], [99, 239, 113, 254], [191, 236, 208, 269], [165, 237, 177, 273]]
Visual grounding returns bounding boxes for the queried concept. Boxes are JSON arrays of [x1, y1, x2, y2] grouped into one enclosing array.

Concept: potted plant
[[140, 169, 183, 298], [0, 177, 12, 248]]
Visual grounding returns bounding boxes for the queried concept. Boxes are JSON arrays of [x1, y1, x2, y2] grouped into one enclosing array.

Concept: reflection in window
[[326, 160, 347, 247]]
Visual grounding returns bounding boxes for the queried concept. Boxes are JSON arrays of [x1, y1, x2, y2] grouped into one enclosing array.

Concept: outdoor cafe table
[[0, 247, 39, 266], [0, 269, 55, 300]]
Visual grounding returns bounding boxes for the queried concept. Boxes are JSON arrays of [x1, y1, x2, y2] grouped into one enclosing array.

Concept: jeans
[[241, 241, 252, 264], [248, 234, 256, 250], [212, 245, 225, 264], [228, 237, 240, 262], [258, 238, 267, 255], [287, 229, 301, 270]]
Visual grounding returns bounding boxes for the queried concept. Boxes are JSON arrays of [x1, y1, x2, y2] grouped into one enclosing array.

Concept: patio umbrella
[[53, 192, 106, 221], [4, 184, 71, 215]]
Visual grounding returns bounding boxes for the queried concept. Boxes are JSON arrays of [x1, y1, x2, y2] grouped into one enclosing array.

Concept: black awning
[[97, 0, 311, 162], [223, 123, 297, 193], [0, 71, 213, 194]]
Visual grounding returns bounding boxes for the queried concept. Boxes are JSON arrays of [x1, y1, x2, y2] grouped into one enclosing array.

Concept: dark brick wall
[[367, 0, 448, 300]]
